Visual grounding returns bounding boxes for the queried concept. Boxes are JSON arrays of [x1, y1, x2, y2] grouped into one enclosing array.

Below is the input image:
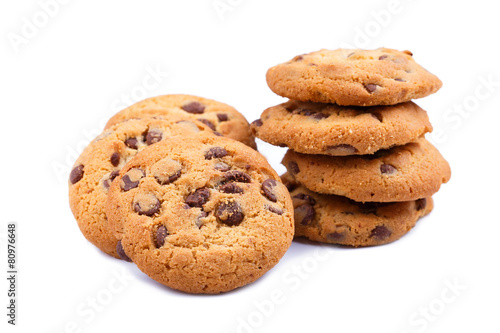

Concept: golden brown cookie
[[281, 173, 433, 247], [282, 138, 451, 202], [251, 100, 432, 156], [105, 133, 294, 294], [68, 117, 212, 258], [105, 94, 256, 149], [266, 48, 442, 106]]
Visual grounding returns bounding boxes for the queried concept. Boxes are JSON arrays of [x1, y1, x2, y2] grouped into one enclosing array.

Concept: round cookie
[[68, 117, 212, 259], [105, 94, 256, 149], [251, 100, 432, 156], [105, 133, 294, 294], [282, 138, 451, 202], [281, 173, 433, 247], [266, 48, 442, 106]]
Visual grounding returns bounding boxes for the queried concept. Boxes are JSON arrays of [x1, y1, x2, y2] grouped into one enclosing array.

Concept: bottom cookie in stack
[[281, 173, 433, 247]]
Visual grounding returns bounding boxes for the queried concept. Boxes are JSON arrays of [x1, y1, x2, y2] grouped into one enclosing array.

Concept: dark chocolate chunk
[[185, 188, 211, 208], [70, 165, 84, 184]]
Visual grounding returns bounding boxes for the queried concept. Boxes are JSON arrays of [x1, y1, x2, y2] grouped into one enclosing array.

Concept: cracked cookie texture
[[282, 138, 451, 203], [281, 173, 433, 247], [251, 100, 432, 156], [266, 48, 442, 106], [105, 94, 256, 149], [68, 117, 213, 259], [105, 133, 294, 294]]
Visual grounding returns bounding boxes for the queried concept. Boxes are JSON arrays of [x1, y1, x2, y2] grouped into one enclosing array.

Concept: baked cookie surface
[[105, 94, 256, 149], [266, 48, 442, 106], [251, 100, 432, 156], [68, 117, 212, 258], [105, 133, 294, 294], [281, 173, 433, 247], [282, 138, 451, 202]]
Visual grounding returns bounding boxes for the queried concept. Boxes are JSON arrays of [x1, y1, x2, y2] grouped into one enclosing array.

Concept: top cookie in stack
[[252, 48, 451, 247]]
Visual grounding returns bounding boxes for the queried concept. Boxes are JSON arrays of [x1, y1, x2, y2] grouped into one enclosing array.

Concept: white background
[[1, 0, 499, 332]]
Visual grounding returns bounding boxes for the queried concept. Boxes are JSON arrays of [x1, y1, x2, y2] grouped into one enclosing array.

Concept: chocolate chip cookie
[[105, 133, 294, 293], [68, 117, 212, 258], [251, 100, 432, 156], [266, 48, 442, 106], [281, 173, 433, 247], [105, 94, 256, 149], [282, 138, 451, 202]]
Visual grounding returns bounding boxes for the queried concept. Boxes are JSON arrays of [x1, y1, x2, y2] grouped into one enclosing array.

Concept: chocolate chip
[[416, 198, 427, 211], [103, 170, 120, 189], [293, 55, 304, 61], [110, 152, 120, 167], [197, 119, 216, 131], [213, 131, 223, 136], [370, 226, 392, 240], [312, 112, 329, 120], [133, 193, 161, 216], [214, 162, 231, 172], [222, 171, 251, 183], [379, 55, 388, 60], [267, 206, 283, 215], [215, 200, 244, 226], [278, 143, 288, 148], [251, 119, 263, 127], [185, 188, 210, 208], [364, 84, 378, 93], [288, 161, 300, 175], [195, 211, 209, 228], [181, 101, 205, 114], [347, 52, 355, 58], [217, 113, 229, 122], [205, 147, 228, 160], [116, 240, 132, 262], [380, 164, 397, 175], [145, 129, 163, 145], [120, 168, 145, 191], [69, 165, 84, 184], [261, 179, 278, 202], [292, 193, 316, 206], [327, 232, 345, 241], [394, 78, 405, 82], [403, 50, 413, 56], [155, 225, 168, 247], [125, 138, 138, 149], [293, 108, 315, 116], [294, 204, 315, 226], [219, 183, 244, 194], [152, 158, 182, 185], [327, 144, 358, 155], [163, 170, 181, 185]]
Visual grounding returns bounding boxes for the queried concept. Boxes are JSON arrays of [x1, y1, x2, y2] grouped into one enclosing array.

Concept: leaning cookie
[[68, 117, 212, 259], [251, 100, 432, 156], [105, 94, 256, 149], [105, 133, 294, 294], [281, 173, 433, 247], [282, 138, 451, 202], [266, 48, 442, 106]]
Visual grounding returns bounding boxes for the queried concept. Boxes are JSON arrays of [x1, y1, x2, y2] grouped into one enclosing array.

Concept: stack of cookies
[[251, 48, 451, 247], [69, 94, 294, 294]]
